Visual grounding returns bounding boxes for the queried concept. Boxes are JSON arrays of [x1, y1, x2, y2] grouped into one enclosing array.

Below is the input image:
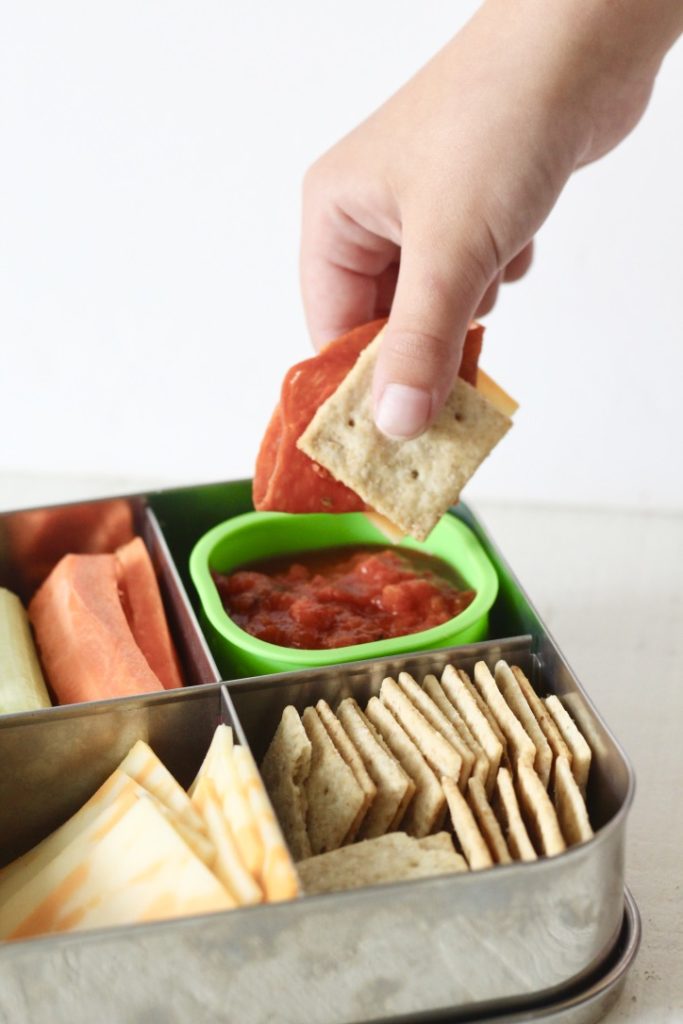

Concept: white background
[[1, 1, 681, 509]]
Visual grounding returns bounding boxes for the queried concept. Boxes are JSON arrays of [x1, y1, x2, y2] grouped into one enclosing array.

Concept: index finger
[[300, 188, 399, 349]]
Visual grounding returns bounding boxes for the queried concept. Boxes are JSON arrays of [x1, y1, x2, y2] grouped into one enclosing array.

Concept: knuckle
[[382, 327, 456, 386]]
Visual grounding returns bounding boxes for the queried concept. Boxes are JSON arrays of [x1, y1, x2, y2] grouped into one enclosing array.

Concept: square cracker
[[494, 768, 537, 863], [297, 333, 512, 541], [297, 832, 467, 896], [494, 661, 553, 788], [365, 696, 446, 837], [442, 777, 493, 871], [473, 661, 536, 771], [509, 665, 572, 772], [416, 832, 456, 853], [301, 707, 366, 855], [440, 665, 504, 794], [397, 672, 474, 789], [466, 776, 512, 865], [260, 705, 312, 862], [336, 698, 415, 838], [422, 674, 490, 791], [316, 699, 376, 843], [380, 677, 462, 784], [545, 696, 592, 793], [515, 763, 566, 858], [554, 754, 593, 846]]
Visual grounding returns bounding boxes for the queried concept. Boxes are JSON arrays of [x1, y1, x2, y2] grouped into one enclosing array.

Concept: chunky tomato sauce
[[214, 546, 475, 650]]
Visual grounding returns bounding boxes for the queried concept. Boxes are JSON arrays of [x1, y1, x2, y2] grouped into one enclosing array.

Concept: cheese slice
[[476, 368, 519, 417], [364, 510, 406, 544], [0, 769, 136, 903], [118, 739, 206, 837], [0, 790, 234, 941]]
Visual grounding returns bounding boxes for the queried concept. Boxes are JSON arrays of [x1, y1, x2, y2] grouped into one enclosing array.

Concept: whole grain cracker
[[510, 666, 572, 772], [365, 696, 446, 837], [380, 677, 462, 784], [297, 832, 467, 896], [260, 705, 312, 862], [440, 665, 504, 794], [416, 832, 456, 853], [336, 698, 415, 838], [515, 763, 566, 858], [422, 673, 490, 790], [442, 777, 493, 871], [545, 696, 592, 793], [397, 672, 474, 789], [301, 707, 366, 855], [473, 661, 536, 771], [316, 699, 376, 843], [554, 754, 594, 846], [466, 776, 512, 865], [297, 333, 512, 541], [494, 661, 553, 788], [494, 768, 537, 862]]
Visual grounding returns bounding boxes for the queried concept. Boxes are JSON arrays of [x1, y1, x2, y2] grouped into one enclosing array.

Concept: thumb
[[372, 231, 492, 440]]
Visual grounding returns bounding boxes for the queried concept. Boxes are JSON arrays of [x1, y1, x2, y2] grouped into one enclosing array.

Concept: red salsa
[[213, 546, 476, 650]]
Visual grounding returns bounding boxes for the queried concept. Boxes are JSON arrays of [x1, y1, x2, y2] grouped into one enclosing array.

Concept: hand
[[301, 0, 682, 438]]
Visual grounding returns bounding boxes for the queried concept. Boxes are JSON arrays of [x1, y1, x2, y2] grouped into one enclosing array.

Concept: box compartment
[[0, 481, 639, 1022]]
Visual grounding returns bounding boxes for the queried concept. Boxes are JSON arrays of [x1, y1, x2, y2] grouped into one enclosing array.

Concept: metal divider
[[142, 506, 222, 687]]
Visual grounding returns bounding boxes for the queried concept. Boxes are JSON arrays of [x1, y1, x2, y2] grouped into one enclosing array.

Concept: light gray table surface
[[1, 473, 681, 1023]]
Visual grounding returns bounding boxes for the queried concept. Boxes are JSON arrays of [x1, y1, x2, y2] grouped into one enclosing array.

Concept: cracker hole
[[454, 411, 465, 423], [347, 417, 355, 427], [410, 469, 419, 480]]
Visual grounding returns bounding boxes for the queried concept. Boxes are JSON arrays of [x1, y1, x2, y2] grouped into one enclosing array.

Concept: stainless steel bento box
[[0, 482, 639, 1024]]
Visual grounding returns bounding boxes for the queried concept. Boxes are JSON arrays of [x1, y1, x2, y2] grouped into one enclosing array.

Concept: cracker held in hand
[[297, 333, 513, 541]]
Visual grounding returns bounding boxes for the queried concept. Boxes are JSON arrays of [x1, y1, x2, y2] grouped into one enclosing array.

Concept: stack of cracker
[[261, 660, 594, 895]]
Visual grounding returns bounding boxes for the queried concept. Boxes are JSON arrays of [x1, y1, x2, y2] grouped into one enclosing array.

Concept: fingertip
[[374, 381, 433, 440]]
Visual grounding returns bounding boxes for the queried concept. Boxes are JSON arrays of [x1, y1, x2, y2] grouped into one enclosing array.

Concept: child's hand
[[301, 0, 682, 438]]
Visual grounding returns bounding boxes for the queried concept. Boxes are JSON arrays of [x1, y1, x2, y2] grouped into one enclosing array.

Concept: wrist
[[475, 0, 681, 167]]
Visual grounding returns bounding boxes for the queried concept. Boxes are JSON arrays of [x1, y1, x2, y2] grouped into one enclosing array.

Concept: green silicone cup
[[190, 511, 499, 678]]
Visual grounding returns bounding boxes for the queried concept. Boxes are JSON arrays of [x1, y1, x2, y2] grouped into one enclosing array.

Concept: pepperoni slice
[[253, 319, 483, 513]]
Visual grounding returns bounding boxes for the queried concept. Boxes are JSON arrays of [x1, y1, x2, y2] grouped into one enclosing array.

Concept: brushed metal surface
[[0, 877, 637, 1024], [0, 684, 226, 866], [142, 506, 221, 686], [0, 637, 633, 1022], [0, 483, 639, 1022]]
